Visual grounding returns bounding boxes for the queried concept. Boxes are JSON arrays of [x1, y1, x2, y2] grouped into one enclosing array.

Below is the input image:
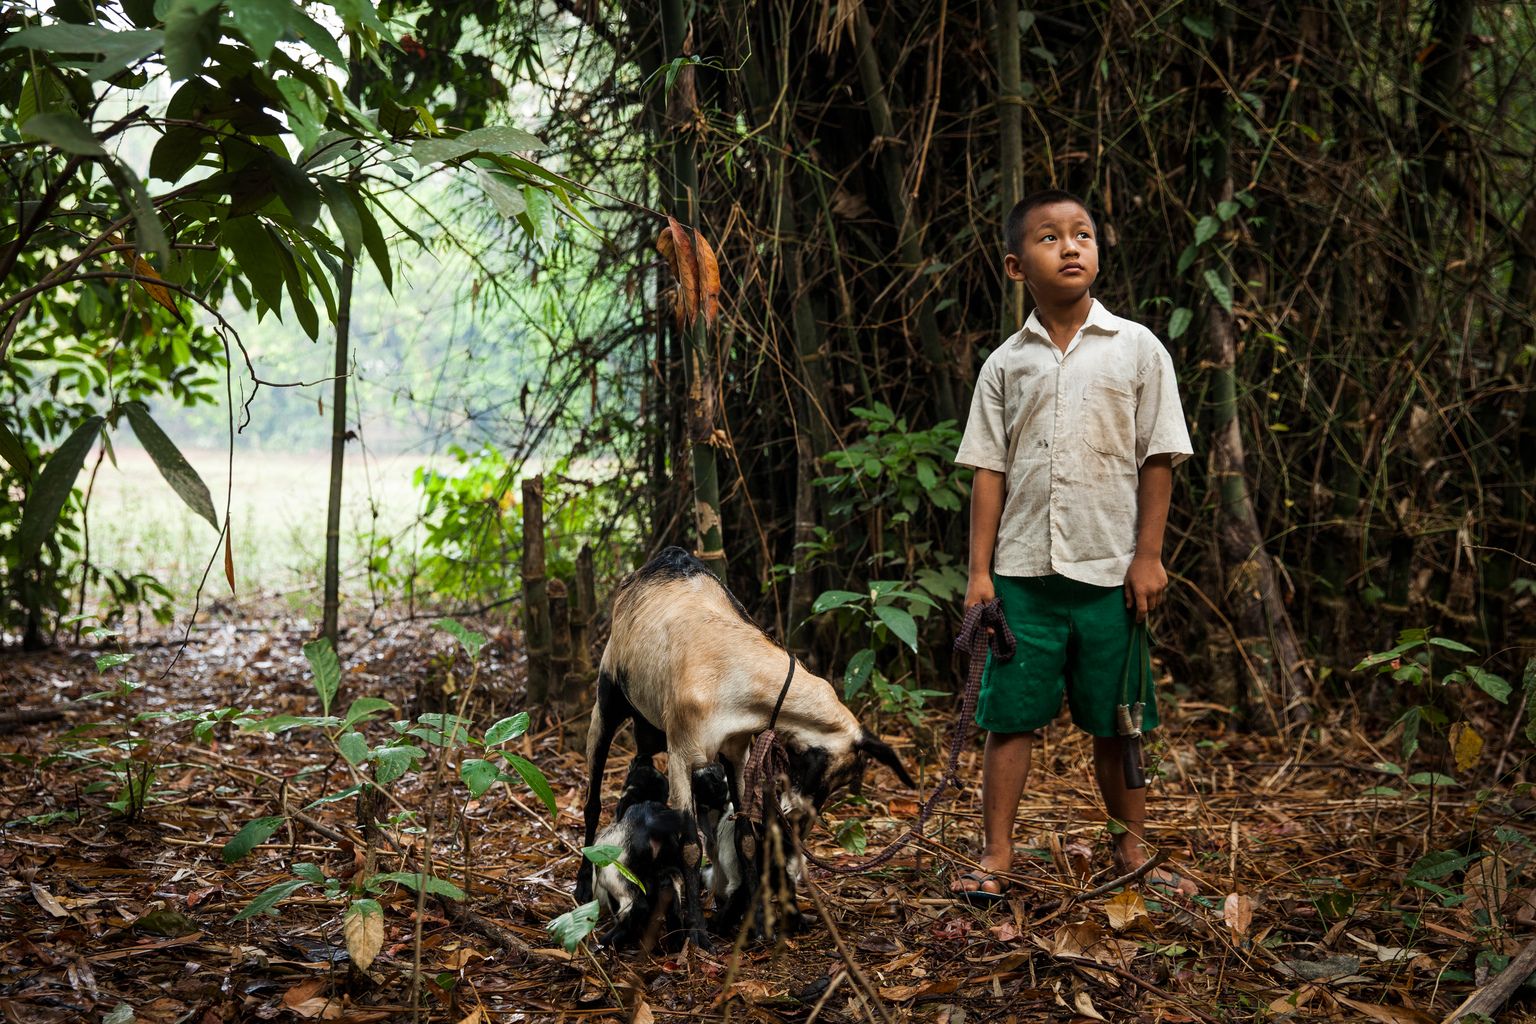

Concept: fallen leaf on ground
[[631, 1001, 653, 1024], [989, 921, 1022, 941], [30, 883, 67, 917], [1334, 996, 1437, 1024], [1074, 991, 1109, 1021], [1223, 893, 1252, 936], [879, 985, 921, 1001], [1106, 889, 1150, 931], [1347, 933, 1421, 963]]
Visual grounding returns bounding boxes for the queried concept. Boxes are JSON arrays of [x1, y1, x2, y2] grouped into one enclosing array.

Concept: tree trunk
[[521, 476, 552, 715], [572, 544, 595, 678], [852, 6, 957, 424], [1201, 9, 1310, 726], [549, 577, 572, 709]]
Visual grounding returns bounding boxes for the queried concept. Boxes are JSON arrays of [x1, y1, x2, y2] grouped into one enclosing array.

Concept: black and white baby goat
[[576, 546, 915, 950]]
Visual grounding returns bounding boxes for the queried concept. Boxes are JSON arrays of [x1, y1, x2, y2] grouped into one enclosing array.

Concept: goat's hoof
[[686, 929, 715, 952], [574, 879, 594, 903]]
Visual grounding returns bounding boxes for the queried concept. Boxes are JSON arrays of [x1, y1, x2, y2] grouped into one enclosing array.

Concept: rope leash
[[746, 599, 1015, 875]]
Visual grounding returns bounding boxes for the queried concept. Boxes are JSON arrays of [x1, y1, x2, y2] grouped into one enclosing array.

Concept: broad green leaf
[[292, 862, 326, 883], [94, 652, 134, 671], [1373, 761, 1403, 774], [1203, 269, 1234, 314], [582, 845, 643, 889], [873, 605, 918, 651], [501, 754, 558, 818], [102, 156, 170, 264], [547, 900, 600, 952], [150, 126, 207, 184], [337, 730, 369, 764], [812, 590, 865, 614], [1428, 637, 1477, 654], [836, 817, 867, 854], [226, 0, 345, 63], [232, 878, 310, 921], [123, 403, 218, 529], [1523, 658, 1536, 745], [1468, 666, 1511, 704], [1216, 200, 1241, 222], [434, 617, 486, 661], [484, 713, 529, 746], [351, 192, 392, 292], [1406, 849, 1479, 881], [267, 153, 321, 229], [1397, 705, 1422, 761], [1362, 786, 1401, 797], [324, 0, 387, 35], [304, 783, 366, 807], [1406, 772, 1458, 787], [302, 638, 341, 716], [843, 648, 876, 700], [521, 184, 555, 243], [1182, 14, 1215, 38], [1193, 215, 1220, 246], [412, 124, 543, 165], [161, 0, 222, 81], [19, 113, 103, 156], [1168, 307, 1193, 340], [0, 416, 33, 479], [317, 175, 363, 255], [476, 167, 526, 219], [273, 238, 319, 339], [19, 415, 103, 563], [372, 745, 419, 785], [222, 217, 284, 316], [222, 815, 286, 863], [2, 24, 164, 81], [460, 758, 499, 798], [342, 697, 393, 729], [373, 872, 465, 900]]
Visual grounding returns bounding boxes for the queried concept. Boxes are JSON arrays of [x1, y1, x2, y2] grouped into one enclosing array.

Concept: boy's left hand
[[1124, 556, 1167, 623]]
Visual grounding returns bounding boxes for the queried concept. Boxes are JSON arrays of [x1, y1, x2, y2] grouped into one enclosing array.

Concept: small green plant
[[811, 581, 946, 720], [1354, 628, 1509, 764]]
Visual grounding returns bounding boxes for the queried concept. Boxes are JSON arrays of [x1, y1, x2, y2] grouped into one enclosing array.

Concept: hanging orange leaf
[[692, 226, 721, 328], [106, 234, 182, 322], [657, 215, 699, 327]]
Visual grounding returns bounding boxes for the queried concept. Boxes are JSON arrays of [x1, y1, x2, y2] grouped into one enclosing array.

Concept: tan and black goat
[[575, 546, 914, 950]]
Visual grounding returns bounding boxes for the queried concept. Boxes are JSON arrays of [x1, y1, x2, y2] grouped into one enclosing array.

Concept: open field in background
[[79, 448, 450, 622]]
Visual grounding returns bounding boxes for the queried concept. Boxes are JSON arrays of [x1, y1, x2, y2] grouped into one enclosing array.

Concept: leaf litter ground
[[2, 615, 1534, 1023]]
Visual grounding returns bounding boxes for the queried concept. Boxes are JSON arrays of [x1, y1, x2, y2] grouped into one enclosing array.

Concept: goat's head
[[780, 729, 915, 820]]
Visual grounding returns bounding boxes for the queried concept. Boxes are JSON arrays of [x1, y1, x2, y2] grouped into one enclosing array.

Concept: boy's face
[[1004, 200, 1099, 306]]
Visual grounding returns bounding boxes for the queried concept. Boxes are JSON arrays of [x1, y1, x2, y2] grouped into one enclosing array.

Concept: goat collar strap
[[767, 651, 796, 732]]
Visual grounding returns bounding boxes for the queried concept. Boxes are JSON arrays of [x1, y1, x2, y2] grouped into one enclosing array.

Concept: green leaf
[[1406, 849, 1479, 881], [2, 24, 165, 82], [1167, 307, 1193, 340], [1373, 761, 1403, 775], [302, 638, 341, 716], [19, 113, 104, 156], [19, 415, 103, 563], [324, 0, 386, 34], [122, 402, 218, 529], [873, 605, 918, 652], [1362, 786, 1401, 798], [1523, 658, 1536, 746], [1468, 666, 1512, 704], [292, 862, 326, 883], [338, 730, 369, 765], [547, 900, 600, 952], [812, 590, 865, 614], [95, 652, 134, 671], [1428, 637, 1477, 654], [1175, 243, 1199, 275], [1204, 269, 1234, 314], [149, 126, 207, 184], [412, 124, 544, 165], [1216, 200, 1241, 222], [1182, 14, 1215, 39], [0, 416, 33, 479], [582, 845, 644, 889], [1193, 215, 1220, 246], [476, 167, 526, 219], [226, 0, 344, 62], [232, 878, 311, 921], [835, 817, 867, 854], [221, 218, 285, 316], [1397, 705, 1422, 761], [373, 872, 465, 900], [460, 758, 499, 799], [485, 713, 529, 746], [844, 648, 876, 700], [1406, 772, 1458, 787], [342, 697, 393, 729], [161, 0, 222, 82], [501, 754, 558, 818], [317, 175, 364, 255], [350, 192, 393, 292], [434, 617, 486, 661], [267, 152, 321, 229], [520, 184, 555, 244], [372, 745, 419, 786], [222, 815, 286, 863]]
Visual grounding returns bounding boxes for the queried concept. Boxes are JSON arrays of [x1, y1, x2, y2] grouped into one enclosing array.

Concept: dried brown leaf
[[692, 227, 720, 327], [1105, 889, 1150, 931], [1223, 893, 1252, 936], [1334, 996, 1437, 1024]]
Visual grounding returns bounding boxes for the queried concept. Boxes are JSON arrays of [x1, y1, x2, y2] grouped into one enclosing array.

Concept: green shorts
[[974, 573, 1157, 738]]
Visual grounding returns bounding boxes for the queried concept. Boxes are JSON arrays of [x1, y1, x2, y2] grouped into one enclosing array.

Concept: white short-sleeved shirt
[[954, 299, 1193, 587]]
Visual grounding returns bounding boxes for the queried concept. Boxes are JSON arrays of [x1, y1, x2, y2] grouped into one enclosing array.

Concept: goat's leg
[[576, 672, 631, 903], [666, 749, 714, 952]]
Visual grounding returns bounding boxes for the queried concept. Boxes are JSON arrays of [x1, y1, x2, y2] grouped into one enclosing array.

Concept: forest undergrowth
[[2, 609, 1535, 1024]]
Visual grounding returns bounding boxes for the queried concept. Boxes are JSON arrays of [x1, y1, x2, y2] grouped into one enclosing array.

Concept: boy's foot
[[950, 853, 1012, 901], [1114, 843, 1197, 896]]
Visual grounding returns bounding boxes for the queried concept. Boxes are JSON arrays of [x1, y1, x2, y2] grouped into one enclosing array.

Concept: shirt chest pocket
[[1083, 375, 1136, 461]]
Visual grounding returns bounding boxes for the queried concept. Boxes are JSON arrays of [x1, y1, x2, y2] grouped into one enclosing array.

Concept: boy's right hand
[[964, 574, 995, 611]]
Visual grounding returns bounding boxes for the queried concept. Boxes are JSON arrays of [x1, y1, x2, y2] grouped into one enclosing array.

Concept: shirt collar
[[1018, 299, 1118, 357]]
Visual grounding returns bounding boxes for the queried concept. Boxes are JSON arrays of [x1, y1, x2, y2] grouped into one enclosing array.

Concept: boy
[[949, 189, 1195, 901]]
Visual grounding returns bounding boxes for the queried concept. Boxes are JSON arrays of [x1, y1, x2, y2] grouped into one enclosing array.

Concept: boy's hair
[[1004, 189, 1097, 258]]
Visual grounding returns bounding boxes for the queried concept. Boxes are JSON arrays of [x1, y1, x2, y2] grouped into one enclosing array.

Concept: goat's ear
[[857, 730, 915, 788]]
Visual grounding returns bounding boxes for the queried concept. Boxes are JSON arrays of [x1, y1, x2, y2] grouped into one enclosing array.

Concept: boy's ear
[[857, 730, 915, 788], [1003, 252, 1027, 283]]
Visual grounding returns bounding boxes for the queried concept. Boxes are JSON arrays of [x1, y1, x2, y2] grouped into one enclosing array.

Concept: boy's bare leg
[[950, 730, 1032, 895], [1092, 736, 1198, 894]]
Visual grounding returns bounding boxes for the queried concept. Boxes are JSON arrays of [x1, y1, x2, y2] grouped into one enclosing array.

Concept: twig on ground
[[1441, 936, 1536, 1023], [1030, 848, 1172, 917]]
